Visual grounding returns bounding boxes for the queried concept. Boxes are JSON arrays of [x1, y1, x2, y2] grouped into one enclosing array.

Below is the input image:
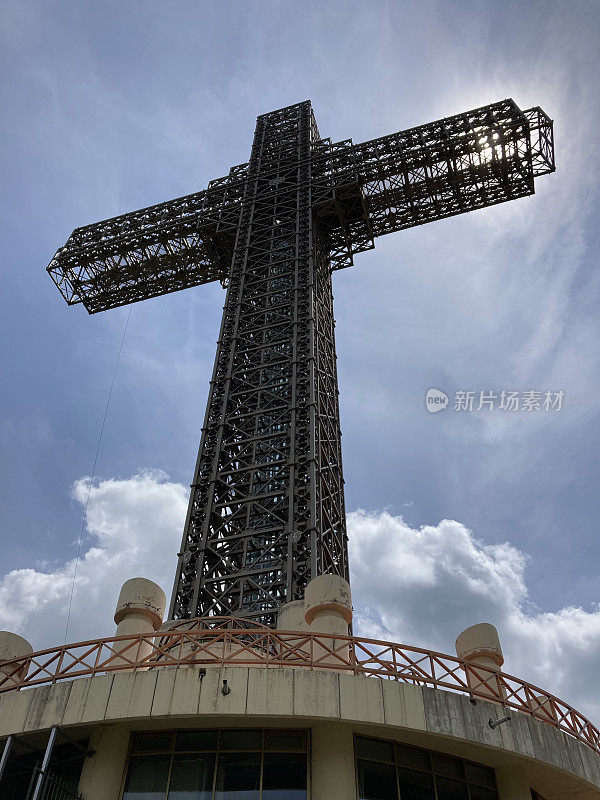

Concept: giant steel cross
[[48, 99, 554, 625]]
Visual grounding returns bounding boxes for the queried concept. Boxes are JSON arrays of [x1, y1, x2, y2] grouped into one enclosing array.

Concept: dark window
[[132, 733, 173, 754], [44, 740, 90, 795], [168, 753, 215, 799], [434, 775, 469, 800], [0, 740, 89, 800], [356, 737, 395, 763], [122, 729, 307, 800], [431, 754, 464, 780], [471, 787, 500, 800], [214, 752, 261, 799], [396, 767, 435, 800], [395, 745, 430, 772], [123, 754, 171, 799], [262, 753, 307, 799], [219, 730, 263, 752], [354, 736, 499, 800], [264, 730, 306, 751], [357, 759, 398, 800], [464, 762, 495, 789], [176, 731, 219, 752]]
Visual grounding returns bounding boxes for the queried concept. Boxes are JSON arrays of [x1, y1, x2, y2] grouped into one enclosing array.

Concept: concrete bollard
[[0, 631, 33, 689], [304, 574, 353, 632], [277, 599, 310, 663], [113, 578, 166, 668], [304, 574, 353, 670], [277, 599, 308, 632], [455, 623, 505, 702]]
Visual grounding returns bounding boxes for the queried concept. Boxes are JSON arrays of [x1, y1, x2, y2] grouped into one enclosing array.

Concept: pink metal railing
[[1, 620, 597, 756]]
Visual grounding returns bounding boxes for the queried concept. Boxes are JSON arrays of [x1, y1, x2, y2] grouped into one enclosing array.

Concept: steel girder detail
[[311, 99, 554, 269], [169, 102, 348, 623], [47, 171, 247, 313], [47, 99, 554, 308]]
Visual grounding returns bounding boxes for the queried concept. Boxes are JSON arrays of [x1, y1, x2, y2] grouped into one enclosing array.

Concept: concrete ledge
[[1, 666, 598, 798]]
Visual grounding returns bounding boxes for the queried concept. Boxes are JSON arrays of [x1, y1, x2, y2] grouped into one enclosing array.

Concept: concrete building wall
[[1, 666, 598, 799], [78, 725, 130, 800]]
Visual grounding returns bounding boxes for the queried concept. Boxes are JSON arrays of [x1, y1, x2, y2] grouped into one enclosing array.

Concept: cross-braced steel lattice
[[47, 99, 554, 625]]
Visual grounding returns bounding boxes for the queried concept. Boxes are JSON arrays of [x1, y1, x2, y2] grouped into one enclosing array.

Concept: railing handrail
[[1, 622, 598, 757]]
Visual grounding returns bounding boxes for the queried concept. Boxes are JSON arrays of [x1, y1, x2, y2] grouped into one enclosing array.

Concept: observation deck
[[1, 576, 598, 799], [1, 617, 599, 799]]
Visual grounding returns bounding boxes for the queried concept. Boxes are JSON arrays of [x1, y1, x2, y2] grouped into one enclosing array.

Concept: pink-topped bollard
[[0, 631, 33, 690], [304, 574, 353, 670], [113, 578, 166, 667], [455, 622, 505, 702]]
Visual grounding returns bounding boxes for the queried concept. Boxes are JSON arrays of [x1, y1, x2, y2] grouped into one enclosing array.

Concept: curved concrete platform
[[1, 665, 598, 799]]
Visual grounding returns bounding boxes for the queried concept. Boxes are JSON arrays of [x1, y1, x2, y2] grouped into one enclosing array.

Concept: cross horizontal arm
[[47, 164, 248, 314], [313, 99, 554, 268]]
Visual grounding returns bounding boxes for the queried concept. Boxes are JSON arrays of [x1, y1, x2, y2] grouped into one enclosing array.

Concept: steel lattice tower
[[47, 98, 554, 625], [174, 103, 347, 622]]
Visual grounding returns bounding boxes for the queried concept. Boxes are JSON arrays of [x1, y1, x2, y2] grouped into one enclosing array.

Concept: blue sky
[[1, 0, 600, 717]]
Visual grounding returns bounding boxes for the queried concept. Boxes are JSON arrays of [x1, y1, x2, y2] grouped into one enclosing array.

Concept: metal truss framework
[[47, 99, 554, 624]]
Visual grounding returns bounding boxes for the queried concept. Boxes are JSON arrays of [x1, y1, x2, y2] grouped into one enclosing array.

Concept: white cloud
[[0, 470, 187, 648], [348, 509, 600, 721], [1, 473, 598, 723]]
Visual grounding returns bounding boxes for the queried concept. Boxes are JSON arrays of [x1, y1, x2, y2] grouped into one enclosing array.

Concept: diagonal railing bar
[[25, 651, 64, 682], [361, 646, 439, 684], [0, 621, 597, 755], [311, 641, 353, 669], [97, 640, 142, 668], [56, 643, 105, 676], [273, 633, 312, 662]]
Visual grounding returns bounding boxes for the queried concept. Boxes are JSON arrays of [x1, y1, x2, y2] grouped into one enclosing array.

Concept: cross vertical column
[[169, 101, 349, 625]]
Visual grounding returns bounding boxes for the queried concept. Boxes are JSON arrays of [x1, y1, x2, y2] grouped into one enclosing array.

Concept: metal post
[[0, 735, 14, 784], [31, 725, 58, 800]]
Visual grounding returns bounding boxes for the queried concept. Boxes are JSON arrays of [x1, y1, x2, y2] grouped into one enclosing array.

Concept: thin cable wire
[[63, 306, 133, 643]]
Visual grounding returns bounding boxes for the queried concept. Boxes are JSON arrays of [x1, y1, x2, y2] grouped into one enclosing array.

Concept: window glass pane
[[123, 754, 170, 800], [262, 753, 307, 799], [132, 733, 173, 753], [355, 737, 395, 762], [48, 741, 88, 792], [176, 731, 219, 752], [265, 731, 307, 751], [396, 767, 435, 800], [395, 744, 430, 771], [214, 752, 261, 800], [431, 753, 464, 780], [469, 787, 498, 800], [168, 753, 215, 800], [219, 730, 263, 751], [434, 775, 469, 800], [3, 752, 43, 799], [464, 762, 496, 789], [357, 759, 397, 800]]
